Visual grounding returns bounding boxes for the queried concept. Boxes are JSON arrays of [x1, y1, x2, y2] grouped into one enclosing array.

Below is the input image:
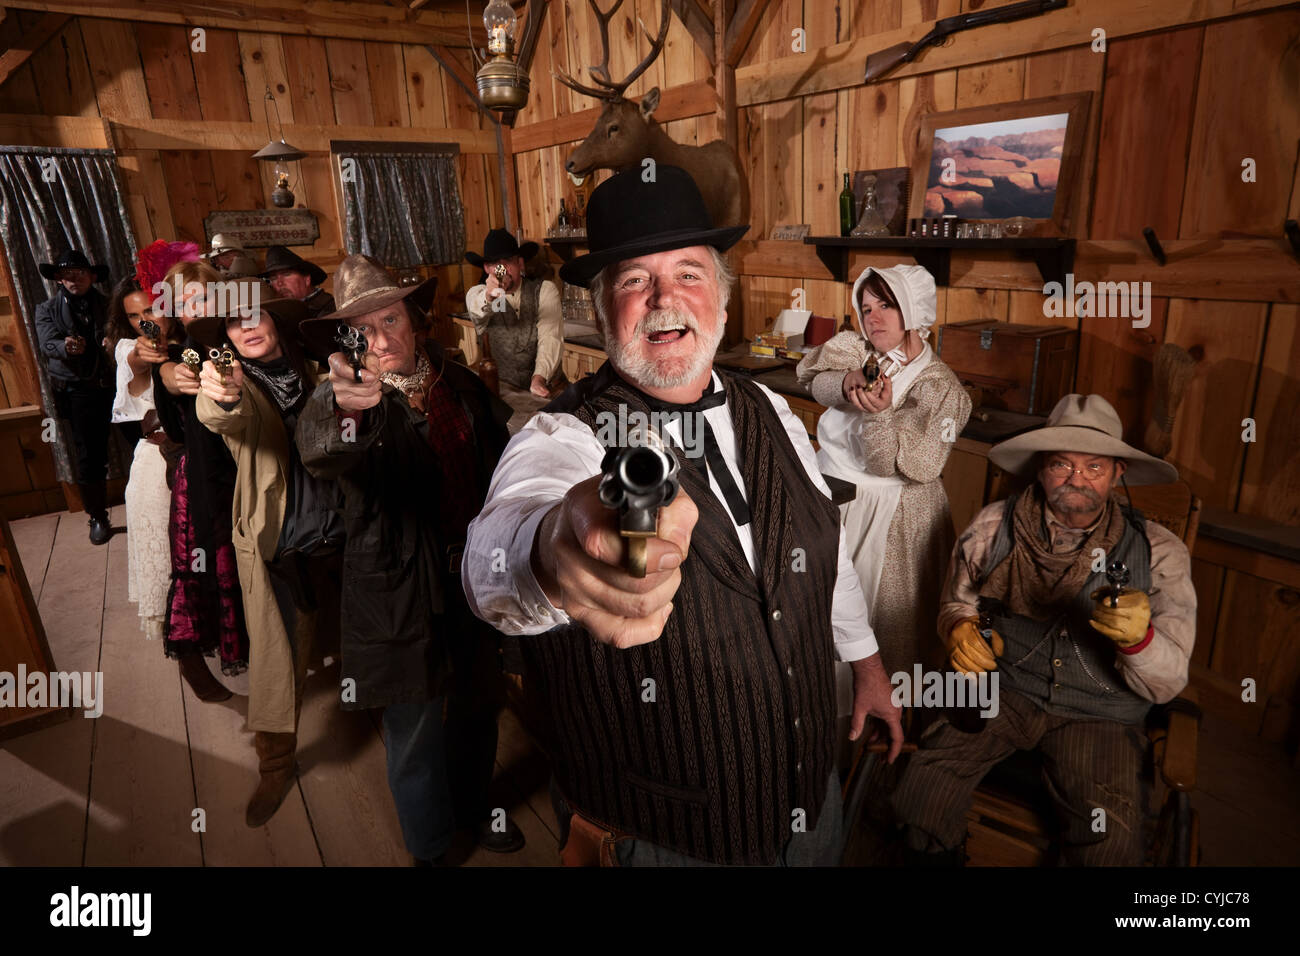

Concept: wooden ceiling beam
[[670, 0, 716, 70], [0, 1, 480, 47], [723, 0, 766, 68], [0, 12, 70, 88], [103, 115, 499, 154]]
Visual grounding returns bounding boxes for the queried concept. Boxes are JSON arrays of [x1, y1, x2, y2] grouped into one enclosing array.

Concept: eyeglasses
[[1044, 459, 1112, 481]]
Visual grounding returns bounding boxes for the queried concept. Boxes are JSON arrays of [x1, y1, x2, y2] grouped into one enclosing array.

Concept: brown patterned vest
[[483, 275, 541, 389], [524, 366, 843, 865]]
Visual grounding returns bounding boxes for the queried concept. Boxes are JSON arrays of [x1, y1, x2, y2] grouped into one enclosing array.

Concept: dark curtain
[[0, 146, 136, 483], [336, 146, 465, 269]]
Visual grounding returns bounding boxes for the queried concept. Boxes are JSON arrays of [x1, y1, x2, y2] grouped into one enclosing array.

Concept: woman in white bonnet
[[797, 264, 971, 685]]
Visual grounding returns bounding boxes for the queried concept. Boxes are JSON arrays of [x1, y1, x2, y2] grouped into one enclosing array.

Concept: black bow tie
[[625, 378, 750, 527]]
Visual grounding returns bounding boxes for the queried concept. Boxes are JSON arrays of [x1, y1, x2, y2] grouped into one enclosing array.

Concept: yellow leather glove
[[1088, 588, 1151, 647], [947, 617, 1004, 674]]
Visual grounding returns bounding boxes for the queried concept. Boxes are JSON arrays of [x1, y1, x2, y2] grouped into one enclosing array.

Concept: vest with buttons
[[524, 366, 842, 865], [977, 491, 1153, 724], [483, 276, 541, 389]]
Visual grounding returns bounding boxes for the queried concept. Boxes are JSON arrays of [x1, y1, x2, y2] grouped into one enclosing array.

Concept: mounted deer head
[[555, 0, 748, 228]]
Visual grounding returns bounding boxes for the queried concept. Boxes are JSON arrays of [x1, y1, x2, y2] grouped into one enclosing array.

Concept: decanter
[[850, 174, 890, 237]]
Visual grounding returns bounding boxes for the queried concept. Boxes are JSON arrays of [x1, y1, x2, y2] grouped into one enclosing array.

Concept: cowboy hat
[[988, 393, 1180, 485], [559, 165, 748, 288], [39, 248, 109, 282], [298, 254, 438, 360], [464, 229, 539, 269], [183, 278, 308, 349], [202, 233, 246, 259], [260, 245, 327, 287]]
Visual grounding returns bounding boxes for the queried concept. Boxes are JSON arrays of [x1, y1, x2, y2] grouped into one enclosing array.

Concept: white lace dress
[[113, 338, 172, 641]]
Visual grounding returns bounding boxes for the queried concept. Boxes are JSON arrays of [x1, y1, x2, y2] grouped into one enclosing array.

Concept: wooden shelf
[[544, 236, 588, 261], [803, 235, 1076, 286]]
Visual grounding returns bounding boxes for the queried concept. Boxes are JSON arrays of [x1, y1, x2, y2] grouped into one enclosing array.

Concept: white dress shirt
[[465, 278, 564, 381], [463, 371, 879, 662]]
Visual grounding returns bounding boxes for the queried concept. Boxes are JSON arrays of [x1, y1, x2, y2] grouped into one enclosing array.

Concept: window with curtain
[[0, 146, 137, 483], [332, 141, 465, 270]]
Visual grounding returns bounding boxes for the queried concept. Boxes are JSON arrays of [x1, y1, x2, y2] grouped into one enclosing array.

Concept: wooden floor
[[0, 507, 560, 867], [3, 506, 1299, 867]]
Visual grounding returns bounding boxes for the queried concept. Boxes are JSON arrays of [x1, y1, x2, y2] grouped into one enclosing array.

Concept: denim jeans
[[382, 696, 455, 861]]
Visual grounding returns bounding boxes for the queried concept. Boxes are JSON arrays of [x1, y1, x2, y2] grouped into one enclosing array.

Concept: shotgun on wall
[[864, 0, 1068, 83]]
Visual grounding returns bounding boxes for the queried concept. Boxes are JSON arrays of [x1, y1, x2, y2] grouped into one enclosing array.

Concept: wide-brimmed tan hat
[[298, 254, 437, 360], [989, 393, 1179, 485], [202, 233, 245, 259]]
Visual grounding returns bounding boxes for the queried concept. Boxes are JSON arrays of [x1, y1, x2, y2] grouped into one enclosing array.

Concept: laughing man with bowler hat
[[35, 249, 114, 544], [463, 166, 903, 866], [261, 245, 335, 319], [464, 229, 563, 399]]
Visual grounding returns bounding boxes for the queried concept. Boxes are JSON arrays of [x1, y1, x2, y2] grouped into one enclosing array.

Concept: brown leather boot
[[246, 731, 298, 828], [178, 654, 233, 702]]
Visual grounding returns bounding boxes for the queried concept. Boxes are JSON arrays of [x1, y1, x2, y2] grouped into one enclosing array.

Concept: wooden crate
[[936, 320, 1078, 416]]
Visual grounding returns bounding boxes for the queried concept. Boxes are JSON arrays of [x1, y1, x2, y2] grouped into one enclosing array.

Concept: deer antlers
[[553, 0, 671, 102]]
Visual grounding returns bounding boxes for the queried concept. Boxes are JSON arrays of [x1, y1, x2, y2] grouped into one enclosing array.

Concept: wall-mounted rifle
[[864, 0, 1068, 84]]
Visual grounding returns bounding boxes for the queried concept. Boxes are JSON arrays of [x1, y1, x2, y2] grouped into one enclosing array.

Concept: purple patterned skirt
[[163, 451, 250, 674]]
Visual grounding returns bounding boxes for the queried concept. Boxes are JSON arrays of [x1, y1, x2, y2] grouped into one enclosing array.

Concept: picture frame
[[907, 92, 1093, 237]]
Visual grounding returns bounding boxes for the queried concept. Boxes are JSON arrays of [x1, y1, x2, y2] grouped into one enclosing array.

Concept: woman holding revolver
[[797, 264, 971, 684], [107, 256, 187, 648], [189, 279, 338, 828]]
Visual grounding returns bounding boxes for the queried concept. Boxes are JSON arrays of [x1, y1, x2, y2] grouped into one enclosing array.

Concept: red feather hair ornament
[[134, 240, 202, 293]]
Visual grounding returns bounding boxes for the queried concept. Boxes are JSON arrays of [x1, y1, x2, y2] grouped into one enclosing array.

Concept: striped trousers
[[892, 687, 1147, 865]]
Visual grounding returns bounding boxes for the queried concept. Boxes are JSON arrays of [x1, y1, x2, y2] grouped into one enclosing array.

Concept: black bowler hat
[[39, 248, 109, 282], [464, 228, 539, 268], [559, 165, 748, 288], [260, 245, 327, 287]]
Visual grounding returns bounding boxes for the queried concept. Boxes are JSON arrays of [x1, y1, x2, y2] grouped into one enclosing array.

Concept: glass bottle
[[557, 198, 569, 235], [850, 174, 890, 237], [838, 172, 855, 237]]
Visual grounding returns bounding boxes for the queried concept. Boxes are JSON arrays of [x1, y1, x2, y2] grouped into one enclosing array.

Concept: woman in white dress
[[797, 264, 971, 687], [107, 274, 181, 642]]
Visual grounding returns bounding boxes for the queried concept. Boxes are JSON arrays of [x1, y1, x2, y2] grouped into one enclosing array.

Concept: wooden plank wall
[[723, 0, 1300, 744], [0, 11, 501, 518], [509, 0, 1300, 743], [510, 0, 715, 252]]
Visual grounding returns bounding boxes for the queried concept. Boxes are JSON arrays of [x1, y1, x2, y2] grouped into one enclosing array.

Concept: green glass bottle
[[838, 172, 855, 237]]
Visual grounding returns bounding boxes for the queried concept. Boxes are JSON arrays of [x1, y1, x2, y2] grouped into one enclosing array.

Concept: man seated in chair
[[893, 394, 1196, 866]]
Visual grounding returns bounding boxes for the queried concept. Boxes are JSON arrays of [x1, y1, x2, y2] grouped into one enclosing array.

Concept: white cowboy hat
[[202, 233, 245, 258], [989, 393, 1179, 485]]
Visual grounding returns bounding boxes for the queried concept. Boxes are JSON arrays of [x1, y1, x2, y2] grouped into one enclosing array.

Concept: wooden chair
[[963, 480, 1203, 866]]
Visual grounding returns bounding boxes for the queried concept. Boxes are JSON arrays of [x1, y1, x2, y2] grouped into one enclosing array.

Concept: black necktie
[[640, 383, 752, 528]]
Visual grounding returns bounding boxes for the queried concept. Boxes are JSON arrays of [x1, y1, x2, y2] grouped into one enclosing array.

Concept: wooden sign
[[203, 209, 320, 249], [771, 223, 811, 240]]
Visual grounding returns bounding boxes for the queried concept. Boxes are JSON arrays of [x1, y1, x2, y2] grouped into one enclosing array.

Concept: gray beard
[[603, 307, 725, 391]]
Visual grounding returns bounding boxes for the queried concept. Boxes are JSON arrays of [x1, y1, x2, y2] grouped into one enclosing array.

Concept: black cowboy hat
[[298, 254, 438, 362], [260, 245, 327, 287], [39, 248, 109, 282], [464, 228, 539, 268], [184, 278, 309, 349], [559, 165, 748, 288]]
